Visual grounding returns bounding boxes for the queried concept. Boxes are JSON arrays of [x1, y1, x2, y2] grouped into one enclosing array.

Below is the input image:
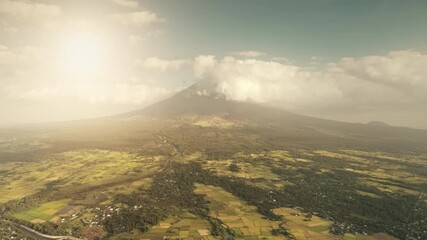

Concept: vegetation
[[229, 163, 240, 172]]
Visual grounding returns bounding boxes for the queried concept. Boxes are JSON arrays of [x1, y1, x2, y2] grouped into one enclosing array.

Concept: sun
[[59, 31, 106, 77]]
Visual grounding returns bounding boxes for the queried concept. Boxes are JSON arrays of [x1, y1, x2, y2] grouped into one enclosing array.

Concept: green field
[[14, 199, 71, 223]]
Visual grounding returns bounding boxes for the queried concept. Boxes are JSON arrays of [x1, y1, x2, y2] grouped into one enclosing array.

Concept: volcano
[[112, 84, 427, 153]]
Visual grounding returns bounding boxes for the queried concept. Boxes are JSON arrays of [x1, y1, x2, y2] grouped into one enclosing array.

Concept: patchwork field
[[195, 184, 284, 240], [0, 149, 165, 203], [140, 211, 219, 240], [13, 199, 72, 223], [0, 113, 426, 240], [274, 207, 398, 240]]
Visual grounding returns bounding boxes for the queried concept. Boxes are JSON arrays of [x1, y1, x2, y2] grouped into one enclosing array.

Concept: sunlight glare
[[60, 31, 106, 77]]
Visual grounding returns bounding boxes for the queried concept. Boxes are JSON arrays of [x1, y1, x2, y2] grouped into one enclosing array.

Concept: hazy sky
[[1, 0, 427, 128]]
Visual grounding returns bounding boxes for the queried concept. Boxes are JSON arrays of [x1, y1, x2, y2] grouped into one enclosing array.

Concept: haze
[[1, 0, 427, 128]]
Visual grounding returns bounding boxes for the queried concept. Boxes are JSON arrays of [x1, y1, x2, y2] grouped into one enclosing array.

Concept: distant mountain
[[115, 85, 427, 153], [366, 121, 390, 127]]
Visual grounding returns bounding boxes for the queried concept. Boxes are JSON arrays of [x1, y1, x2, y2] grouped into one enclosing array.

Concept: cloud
[[0, 0, 61, 21], [112, 11, 163, 26], [310, 56, 323, 64], [194, 50, 427, 112], [0, 46, 42, 78], [333, 50, 427, 92], [112, 0, 140, 9], [4, 85, 59, 101], [107, 84, 170, 105], [68, 83, 170, 105], [138, 57, 192, 71], [0, 27, 19, 34], [232, 51, 266, 58], [4, 82, 170, 106], [194, 56, 339, 106]]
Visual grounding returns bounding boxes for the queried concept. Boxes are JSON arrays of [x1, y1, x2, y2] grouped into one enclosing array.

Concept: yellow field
[[195, 184, 398, 240], [141, 211, 219, 240], [195, 184, 284, 240]]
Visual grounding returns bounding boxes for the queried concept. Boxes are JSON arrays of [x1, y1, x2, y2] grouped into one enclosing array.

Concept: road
[[2, 219, 82, 240]]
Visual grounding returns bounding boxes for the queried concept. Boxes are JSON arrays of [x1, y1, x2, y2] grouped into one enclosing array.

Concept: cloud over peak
[[194, 50, 427, 113]]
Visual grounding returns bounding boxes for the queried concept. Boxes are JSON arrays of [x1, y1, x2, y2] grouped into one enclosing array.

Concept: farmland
[[13, 199, 71, 223], [0, 113, 426, 239]]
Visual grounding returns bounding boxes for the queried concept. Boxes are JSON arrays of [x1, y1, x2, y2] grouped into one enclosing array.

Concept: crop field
[[0, 136, 50, 153], [195, 184, 284, 240], [202, 159, 278, 179], [0, 149, 165, 203], [141, 211, 218, 240], [272, 208, 397, 240], [312, 150, 426, 196], [13, 199, 71, 223], [235, 149, 426, 198], [1, 117, 426, 240], [194, 183, 399, 240]]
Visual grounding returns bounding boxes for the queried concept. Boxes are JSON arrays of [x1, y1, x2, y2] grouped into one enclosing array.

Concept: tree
[[229, 163, 240, 172]]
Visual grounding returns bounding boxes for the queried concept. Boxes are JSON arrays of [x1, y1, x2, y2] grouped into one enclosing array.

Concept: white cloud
[[194, 56, 339, 106], [112, 0, 140, 9], [232, 51, 266, 58], [108, 84, 170, 105], [75, 83, 170, 106], [194, 50, 427, 112], [272, 57, 292, 64], [138, 57, 192, 71], [310, 56, 323, 64], [5, 85, 59, 101], [0, 0, 61, 21], [112, 11, 163, 26], [0, 46, 42, 78], [334, 50, 427, 91], [0, 27, 19, 34], [4, 82, 170, 106]]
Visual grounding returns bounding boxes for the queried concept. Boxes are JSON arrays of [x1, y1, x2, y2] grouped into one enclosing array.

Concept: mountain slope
[[118, 85, 427, 151]]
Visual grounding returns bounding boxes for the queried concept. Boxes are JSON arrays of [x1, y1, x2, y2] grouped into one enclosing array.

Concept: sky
[[1, 0, 427, 128]]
